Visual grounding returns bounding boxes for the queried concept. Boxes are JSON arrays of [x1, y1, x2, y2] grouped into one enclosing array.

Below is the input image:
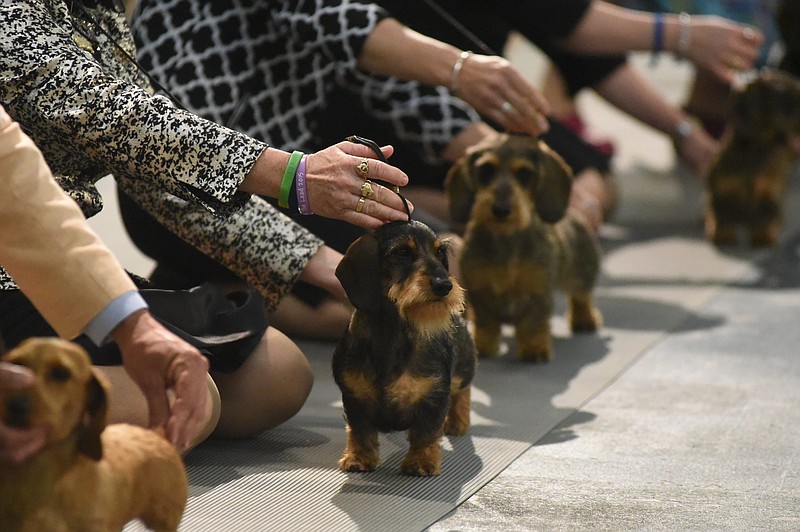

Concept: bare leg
[[211, 327, 313, 439], [97, 367, 221, 450]]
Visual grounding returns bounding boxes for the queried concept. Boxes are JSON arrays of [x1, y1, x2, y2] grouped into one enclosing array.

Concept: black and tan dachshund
[[332, 220, 476, 476], [706, 70, 800, 247]]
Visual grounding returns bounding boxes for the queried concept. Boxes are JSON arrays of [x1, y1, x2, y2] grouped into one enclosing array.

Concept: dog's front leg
[[444, 385, 471, 436], [401, 426, 443, 477], [568, 292, 601, 333], [471, 308, 502, 358], [515, 309, 553, 363], [339, 418, 380, 473]]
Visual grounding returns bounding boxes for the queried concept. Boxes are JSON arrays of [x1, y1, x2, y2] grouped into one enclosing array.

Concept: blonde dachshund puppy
[[0, 338, 187, 532], [446, 133, 601, 363], [706, 70, 800, 247]]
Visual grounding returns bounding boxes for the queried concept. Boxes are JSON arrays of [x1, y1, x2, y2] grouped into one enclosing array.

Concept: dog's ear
[[445, 152, 478, 224], [336, 233, 383, 312], [535, 141, 574, 223], [77, 369, 109, 461]]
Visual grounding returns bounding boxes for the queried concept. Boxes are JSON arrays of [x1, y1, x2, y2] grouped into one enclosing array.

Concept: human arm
[[357, 17, 550, 136], [560, 2, 763, 84], [593, 63, 718, 179], [0, 106, 208, 451], [0, 1, 408, 229]]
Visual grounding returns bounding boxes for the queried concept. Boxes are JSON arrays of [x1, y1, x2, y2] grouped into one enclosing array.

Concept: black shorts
[[0, 283, 268, 374]]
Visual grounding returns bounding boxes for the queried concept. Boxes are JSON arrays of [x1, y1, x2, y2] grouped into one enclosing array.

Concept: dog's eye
[[476, 163, 496, 185], [394, 246, 413, 259], [436, 247, 449, 268], [49, 365, 71, 382], [515, 166, 536, 185]]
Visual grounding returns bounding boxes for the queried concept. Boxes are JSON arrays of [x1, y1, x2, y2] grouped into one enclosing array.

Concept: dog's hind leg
[[568, 292, 601, 333], [338, 423, 380, 473], [444, 385, 471, 436]]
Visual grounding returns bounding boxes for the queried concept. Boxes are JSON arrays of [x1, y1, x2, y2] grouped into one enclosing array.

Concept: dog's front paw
[[516, 333, 552, 363], [338, 449, 379, 473], [401, 445, 442, 477]]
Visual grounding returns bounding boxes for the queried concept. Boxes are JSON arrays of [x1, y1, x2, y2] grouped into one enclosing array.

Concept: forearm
[[357, 18, 461, 87], [562, 2, 684, 56], [593, 63, 688, 137]]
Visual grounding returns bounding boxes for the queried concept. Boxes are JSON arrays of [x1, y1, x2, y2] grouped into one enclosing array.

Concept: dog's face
[[336, 220, 464, 335], [0, 338, 108, 460], [446, 133, 573, 233], [732, 71, 800, 151]]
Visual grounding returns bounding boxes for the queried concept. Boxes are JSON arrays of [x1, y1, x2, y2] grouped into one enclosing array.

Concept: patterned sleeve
[[0, 0, 263, 215]]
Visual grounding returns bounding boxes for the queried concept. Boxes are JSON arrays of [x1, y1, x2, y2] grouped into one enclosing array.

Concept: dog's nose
[[492, 203, 511, 220], [5, 394, 32, 427], [431, 277, 453, 298]]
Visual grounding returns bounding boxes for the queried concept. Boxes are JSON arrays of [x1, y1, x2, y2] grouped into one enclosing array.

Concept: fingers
[[163, 353, 210, 451], [0, 362, 35, 389], [339, 141, 408, 188]]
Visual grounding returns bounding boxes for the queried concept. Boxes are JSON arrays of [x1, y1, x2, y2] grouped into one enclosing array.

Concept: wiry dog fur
[[0, 338, 187, 532], [332, 220, 477, 476], [446, 133, 601, 363], [706, 70, 800, 247]]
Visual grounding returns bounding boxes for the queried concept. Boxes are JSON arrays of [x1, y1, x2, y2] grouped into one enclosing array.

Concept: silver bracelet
[[450, 51, 472, 95], [676, 12, 692, 59]]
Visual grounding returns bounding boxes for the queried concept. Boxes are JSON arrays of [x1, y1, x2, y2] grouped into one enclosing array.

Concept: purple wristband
[[295, 155, 313, 215]]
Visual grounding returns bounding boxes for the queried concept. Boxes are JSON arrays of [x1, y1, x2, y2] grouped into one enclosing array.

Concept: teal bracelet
[[279, 150, 304, 208]]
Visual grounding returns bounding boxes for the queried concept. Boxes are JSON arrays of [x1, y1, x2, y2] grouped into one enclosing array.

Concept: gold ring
[[356, 159, 369, 178], [356, 196, 366, 213], [360, 180, 375, 198]]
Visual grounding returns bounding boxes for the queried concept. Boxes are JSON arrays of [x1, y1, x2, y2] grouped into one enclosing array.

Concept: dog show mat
[[124, 220, 773, 531]]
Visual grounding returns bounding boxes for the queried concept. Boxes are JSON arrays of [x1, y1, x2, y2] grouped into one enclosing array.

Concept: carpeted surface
[[125, 206, 775, 531]]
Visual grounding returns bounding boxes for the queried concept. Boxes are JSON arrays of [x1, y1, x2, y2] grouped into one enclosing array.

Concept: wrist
[[450, 50, 472, 95]]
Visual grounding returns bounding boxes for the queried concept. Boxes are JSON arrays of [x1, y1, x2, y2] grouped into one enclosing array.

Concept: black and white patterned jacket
[[0, 0, 323, 309]]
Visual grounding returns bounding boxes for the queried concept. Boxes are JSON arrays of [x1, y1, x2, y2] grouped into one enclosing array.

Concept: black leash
[[347, 135, 412, 222]]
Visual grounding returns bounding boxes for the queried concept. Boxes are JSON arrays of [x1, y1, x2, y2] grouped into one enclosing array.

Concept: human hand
[[112, 310, 210, 452], [0, 362, 47, 463], [684, 16, 763, 84], [305, 140, 413, 230], [454, 53, 550, 136]]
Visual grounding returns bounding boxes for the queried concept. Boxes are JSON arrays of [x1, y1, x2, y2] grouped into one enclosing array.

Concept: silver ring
[[742, 27, 756, 41], [501, 101, 514, 114]]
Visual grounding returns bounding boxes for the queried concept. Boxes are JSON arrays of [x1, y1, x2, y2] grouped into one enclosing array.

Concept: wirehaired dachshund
[[0, 338, 187, 532], [332, 220, 477, 476], [706, 70, 800, 247], [446, 133, 601, 363]]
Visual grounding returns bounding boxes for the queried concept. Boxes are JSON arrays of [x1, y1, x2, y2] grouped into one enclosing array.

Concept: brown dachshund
[[0, 338, 187, 532], [706, 70, 800, 247], [332, 220, 477, 476], [446, 133, 601, 363]]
